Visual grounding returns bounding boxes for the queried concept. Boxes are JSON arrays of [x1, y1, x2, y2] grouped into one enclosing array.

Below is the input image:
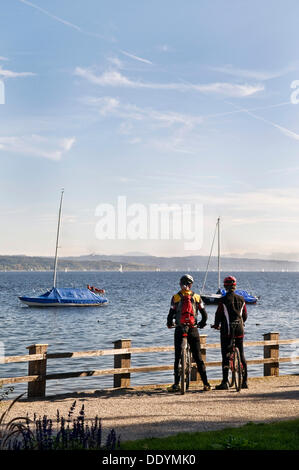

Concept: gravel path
[[2, 375, 298, 443]]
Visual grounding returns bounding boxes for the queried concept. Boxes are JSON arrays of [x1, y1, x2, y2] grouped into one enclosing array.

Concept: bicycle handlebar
[[167, 322, 204, 329]]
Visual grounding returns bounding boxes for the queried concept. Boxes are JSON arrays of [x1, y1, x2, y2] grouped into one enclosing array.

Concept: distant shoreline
[[1, 269, 299, 273], [1, 254, 299, 273]]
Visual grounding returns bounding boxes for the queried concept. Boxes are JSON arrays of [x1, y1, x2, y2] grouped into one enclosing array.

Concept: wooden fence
[[0, 332, 298, 398]]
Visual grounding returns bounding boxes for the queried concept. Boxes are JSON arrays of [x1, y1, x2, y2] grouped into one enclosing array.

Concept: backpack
[[179, 292, 196, 326]]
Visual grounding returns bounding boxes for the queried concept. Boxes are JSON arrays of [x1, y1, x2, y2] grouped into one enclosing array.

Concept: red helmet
[[223, 276, 237, 288]]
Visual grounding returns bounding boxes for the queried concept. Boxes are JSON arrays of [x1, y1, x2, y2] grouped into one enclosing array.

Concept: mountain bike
[[178, 323, 192, 395], [170, 322, 192, 394], [227, 321, 243, 392], [211, 321, 244, 392]]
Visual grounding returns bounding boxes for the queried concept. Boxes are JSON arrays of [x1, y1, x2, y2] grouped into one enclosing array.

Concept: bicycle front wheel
[[233, 347, 242, 392], [185, 346, 191, 391], [180, 338, 187, 395]]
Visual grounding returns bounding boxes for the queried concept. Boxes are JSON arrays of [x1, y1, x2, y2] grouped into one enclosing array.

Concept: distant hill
[[1, 254, 299, 272], [71, 254, 299, 272], [0, 255, 156, 272]]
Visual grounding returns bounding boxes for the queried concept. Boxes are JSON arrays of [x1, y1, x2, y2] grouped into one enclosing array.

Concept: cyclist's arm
[[197, 297, 208, 328], [167, 296, 176, 327], [213, 303, 224, 329], [242, 303, 248, 323]]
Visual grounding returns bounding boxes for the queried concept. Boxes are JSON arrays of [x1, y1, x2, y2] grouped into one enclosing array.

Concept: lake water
[[0, 271, 298, 397]]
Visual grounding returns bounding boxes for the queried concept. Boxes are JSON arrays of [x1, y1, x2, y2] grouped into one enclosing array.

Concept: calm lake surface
[[0, 271, 298, 397]]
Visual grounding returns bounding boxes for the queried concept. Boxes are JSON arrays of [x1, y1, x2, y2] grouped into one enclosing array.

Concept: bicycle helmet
[[223, 275, 237, 289], [180, 274, 194, 286]]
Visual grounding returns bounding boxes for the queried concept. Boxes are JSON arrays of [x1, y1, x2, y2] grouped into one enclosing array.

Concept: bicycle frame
[[227, 321, 243, 392]]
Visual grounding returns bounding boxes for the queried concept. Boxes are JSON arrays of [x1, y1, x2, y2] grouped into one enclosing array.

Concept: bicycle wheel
[[180, 337, 187, 395], [233, 347, 242, 392]]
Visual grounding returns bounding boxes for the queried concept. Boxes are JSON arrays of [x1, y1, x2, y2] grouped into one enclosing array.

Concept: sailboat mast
[[53, 189, 64, 288], [217, 217, 221, 290], [201, 219, 218, 293]]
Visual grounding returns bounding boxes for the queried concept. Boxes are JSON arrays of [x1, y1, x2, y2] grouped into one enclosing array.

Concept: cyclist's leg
[[236, 338, 248, 386], [188, 328, 209, 387], [220, 336, 230, 384]]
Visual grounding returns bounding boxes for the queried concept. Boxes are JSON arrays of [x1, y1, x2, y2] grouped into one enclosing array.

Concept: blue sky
[[1, 0, 299, 259]]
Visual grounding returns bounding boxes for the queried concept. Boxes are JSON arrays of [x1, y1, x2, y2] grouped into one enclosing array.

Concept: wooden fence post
[[191, 334, 207, 382], [113, 339, 131, 388], [263, 332, 279, 376], [26, 344, 48, 398]]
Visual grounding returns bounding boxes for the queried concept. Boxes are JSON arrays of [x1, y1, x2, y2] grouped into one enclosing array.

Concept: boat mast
[[217, 217, 221, 290], [201, 219, 218, 294], [53, 189, 64, 288]]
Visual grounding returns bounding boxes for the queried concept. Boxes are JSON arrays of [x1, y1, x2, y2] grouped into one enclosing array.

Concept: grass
[[120, 419, 299, 450]]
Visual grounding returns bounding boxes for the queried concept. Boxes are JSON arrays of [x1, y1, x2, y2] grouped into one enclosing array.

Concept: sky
[[1, 0, 299, 260]]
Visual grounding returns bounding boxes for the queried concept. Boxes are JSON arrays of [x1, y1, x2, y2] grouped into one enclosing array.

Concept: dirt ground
[[2, 375, 298, 443]]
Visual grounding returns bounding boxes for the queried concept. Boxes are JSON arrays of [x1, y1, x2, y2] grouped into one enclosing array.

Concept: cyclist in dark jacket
[[167, 274, 211, 392], [211, 276, 248, 390]]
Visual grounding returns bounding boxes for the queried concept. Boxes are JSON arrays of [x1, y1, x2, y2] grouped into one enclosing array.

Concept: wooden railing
[[0, 332, 298, 398]]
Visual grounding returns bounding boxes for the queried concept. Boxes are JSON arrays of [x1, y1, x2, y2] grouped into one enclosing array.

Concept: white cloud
[[86, 96, 120, 116], [268, 165, 299, 175], [193, 82, 264, 97], [85, 95, 203, 129], [0, 56, 8, 61], [107, 57, 124, 69], [210, 64, 296, 81], [0, 66, 35, 78], [0, 135, 76, 160], [61, 137, 76, 152], [74, 67, 264, 97], [84, 95, 205, 153], [158, 44, 172, 52], [170, 187, 299, 213]]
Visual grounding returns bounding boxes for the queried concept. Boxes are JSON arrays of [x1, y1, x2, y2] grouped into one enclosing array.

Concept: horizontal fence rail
[[0, 333, 298, 398]]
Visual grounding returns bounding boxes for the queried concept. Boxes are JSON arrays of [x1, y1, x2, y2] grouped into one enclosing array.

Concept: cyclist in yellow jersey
[[167, 274, 211, 392]]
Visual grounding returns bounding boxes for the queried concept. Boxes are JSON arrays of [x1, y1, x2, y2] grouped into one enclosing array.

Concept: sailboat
[[19, 190, 108, 307], [200, 218, 258, 305]]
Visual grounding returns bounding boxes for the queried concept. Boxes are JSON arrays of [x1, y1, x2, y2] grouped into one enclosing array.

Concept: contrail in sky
[[226, 101, 299, 141], [18, 0, 110, 40], [120, 50, 153, 65], [18, 0, 84, 32], [18, 1, 154, 62]]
